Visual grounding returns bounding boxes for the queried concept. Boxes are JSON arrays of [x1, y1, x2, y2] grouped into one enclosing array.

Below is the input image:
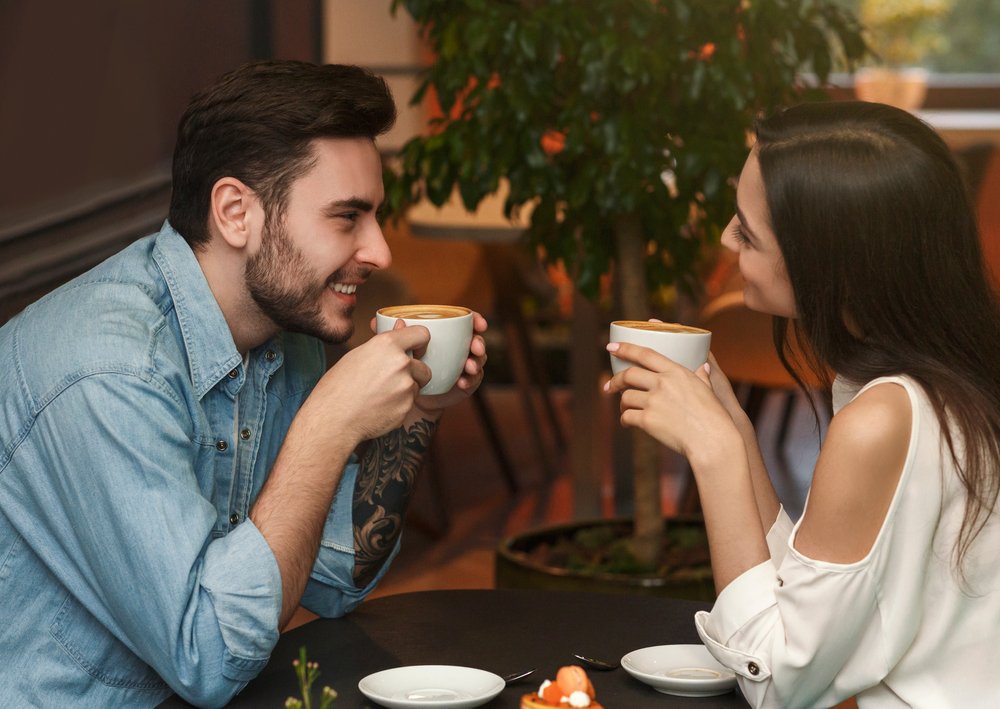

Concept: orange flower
[[697, 42, 716, 60], [541, 129, 566, 156], [487, 72, 502, 89]]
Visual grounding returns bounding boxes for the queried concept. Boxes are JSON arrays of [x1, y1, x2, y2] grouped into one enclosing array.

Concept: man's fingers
[[386, 323, 431, 351], [410, 359, 432, 388]]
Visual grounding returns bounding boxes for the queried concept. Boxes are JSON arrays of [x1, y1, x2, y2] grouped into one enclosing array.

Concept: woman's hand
[[702, 352, 756, 434], [604, 342, 739, 464]]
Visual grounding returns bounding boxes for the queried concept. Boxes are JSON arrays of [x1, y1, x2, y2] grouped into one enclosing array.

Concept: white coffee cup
[[375, 305, 474, 395], [609, 320, 712, 374]]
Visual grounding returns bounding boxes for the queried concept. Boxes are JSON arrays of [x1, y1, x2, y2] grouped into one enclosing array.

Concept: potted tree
[[385, 0, 867, 595]]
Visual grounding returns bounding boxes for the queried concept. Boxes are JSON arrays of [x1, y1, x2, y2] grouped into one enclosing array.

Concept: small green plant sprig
[[284, 647, 337, 709]]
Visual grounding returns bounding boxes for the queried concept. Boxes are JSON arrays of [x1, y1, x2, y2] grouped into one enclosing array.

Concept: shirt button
[[747, 662, 760, 676], [215, 439, 228, 451], [240, 428, 251, 441], [228, 368, 238, 379], [229, 513, 239, 525], [264, 350, 276, 362]]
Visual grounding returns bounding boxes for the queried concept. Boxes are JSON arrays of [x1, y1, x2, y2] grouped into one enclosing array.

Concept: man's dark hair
[[168, 60, 396, 248]]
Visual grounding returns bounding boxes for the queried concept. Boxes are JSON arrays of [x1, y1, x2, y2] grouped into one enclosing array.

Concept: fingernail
[[703, 362, 711, 375], [603, 380, 610, 392], [606, 342, 620, 352]]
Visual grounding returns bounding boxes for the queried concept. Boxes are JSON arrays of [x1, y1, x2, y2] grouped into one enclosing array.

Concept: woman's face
[[721, 150, 797, 318]]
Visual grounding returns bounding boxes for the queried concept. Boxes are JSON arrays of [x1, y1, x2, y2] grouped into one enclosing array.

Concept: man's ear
[[209, 177, 259, 249]]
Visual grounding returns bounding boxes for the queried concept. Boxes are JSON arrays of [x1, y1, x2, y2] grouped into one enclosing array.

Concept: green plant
[[859, 0, 951, 68], [386, 0, 867, 567], [284, 647, 337, 709]]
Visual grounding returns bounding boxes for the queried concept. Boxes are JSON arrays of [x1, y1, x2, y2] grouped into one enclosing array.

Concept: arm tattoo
[[352, 418, 436, 587]]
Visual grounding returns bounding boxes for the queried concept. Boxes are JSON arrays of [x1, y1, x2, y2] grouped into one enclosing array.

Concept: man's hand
[[410, 311, 489, 418], [296, 324, 432, 451]]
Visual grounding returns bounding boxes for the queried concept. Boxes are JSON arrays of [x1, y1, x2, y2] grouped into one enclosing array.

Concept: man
[[0, 61, 487, 706]]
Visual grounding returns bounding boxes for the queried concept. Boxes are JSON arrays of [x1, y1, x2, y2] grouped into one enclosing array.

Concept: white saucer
[[358, 665, 505, 708], [621, 644, 737, 697]]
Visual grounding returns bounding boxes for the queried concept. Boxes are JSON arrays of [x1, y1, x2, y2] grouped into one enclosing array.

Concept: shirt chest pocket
[[49, 592, 168, 691]]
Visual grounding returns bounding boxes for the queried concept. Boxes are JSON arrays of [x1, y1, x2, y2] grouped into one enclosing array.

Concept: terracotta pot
[[495, 517, 715, 601], [853, 67, 929, 110]]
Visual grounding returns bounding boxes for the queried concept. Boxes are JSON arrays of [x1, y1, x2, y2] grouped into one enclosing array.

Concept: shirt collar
[[152, 221, 244, 400]]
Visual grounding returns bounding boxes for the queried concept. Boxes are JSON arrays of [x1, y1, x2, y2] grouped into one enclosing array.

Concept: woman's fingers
[[619, 388, 648, 413], [607, 341, 677, 372]]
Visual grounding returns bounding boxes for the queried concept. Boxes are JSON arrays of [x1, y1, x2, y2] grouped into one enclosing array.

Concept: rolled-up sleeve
[[199, 521, 282, 680], [694, 515, 898, 709], [299, 457, 399, 617]]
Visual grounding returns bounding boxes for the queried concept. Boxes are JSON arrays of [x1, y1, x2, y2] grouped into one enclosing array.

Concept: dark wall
[[0, 0, 320, 320]]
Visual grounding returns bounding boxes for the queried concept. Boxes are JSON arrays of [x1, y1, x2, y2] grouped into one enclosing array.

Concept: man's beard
[[245, 220, 355, 345]]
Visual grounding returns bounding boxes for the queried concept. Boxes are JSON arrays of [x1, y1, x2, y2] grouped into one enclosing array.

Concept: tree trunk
[[613, 214, 665, 567]]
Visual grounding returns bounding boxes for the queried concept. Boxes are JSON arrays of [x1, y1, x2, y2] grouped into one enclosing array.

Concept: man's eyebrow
[[325, 197, 375, 213], [735, 204, 759, 242]]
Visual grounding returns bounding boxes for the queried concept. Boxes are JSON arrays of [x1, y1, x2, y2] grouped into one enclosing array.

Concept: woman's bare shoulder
[[793, 381, 913, 564]]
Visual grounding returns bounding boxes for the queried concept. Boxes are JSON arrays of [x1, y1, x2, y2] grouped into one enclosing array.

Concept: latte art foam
[[611, 320, 709, 335], [378, 304, 470, 320]]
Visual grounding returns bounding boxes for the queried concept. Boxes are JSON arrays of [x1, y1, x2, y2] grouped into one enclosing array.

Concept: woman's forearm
[[732, 411, 783, 533], [689, 428, 770, 593]]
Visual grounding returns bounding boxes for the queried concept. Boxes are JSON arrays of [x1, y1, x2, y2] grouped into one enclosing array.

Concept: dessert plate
[[358, 665, 505, 708], [621, 644, 737, 697]]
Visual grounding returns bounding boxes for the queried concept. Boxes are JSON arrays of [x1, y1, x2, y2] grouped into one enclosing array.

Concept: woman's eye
[[730, 222, 751, 246]]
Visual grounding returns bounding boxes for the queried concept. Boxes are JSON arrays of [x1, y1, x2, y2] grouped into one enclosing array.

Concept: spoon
[[503, 668, 536, 684], [573, 653, 620, 671]]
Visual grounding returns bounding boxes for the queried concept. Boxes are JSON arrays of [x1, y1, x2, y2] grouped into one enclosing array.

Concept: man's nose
[[360, 222, 392, 270]]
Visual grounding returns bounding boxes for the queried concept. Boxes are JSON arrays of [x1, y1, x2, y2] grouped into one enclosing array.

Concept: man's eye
[[339, 212, 360, 223]]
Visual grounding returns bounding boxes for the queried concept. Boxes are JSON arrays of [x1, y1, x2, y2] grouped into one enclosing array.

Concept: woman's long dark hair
[[755, 101, 1000, 571]]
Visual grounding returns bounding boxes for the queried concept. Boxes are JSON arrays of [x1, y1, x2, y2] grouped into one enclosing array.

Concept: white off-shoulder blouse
[[695, 375, 1000, 708]]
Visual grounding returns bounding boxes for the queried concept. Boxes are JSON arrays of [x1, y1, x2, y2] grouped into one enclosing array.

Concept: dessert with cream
[[520, 665, 603, 709]]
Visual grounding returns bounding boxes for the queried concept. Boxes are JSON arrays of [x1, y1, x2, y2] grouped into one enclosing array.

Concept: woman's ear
[[209, 177, 258, 249]]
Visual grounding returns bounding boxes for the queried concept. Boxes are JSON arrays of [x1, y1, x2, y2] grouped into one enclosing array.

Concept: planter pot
[[854, 67, 929, 111], [495, 517, 715, 601]]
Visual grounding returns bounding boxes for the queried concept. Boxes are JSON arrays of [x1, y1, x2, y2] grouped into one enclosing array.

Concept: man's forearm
[[250, 422, 355, 628], [352, 417, 437, 587]]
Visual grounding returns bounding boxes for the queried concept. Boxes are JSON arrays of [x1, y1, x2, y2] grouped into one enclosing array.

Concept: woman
[[606, 101, 1000, 707]]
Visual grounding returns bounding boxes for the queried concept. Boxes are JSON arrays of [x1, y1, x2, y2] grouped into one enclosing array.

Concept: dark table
[[160, 589, 746, 708]]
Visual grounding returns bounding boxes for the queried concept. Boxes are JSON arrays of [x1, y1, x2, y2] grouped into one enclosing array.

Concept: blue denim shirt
[[0, 223, 395, 707]]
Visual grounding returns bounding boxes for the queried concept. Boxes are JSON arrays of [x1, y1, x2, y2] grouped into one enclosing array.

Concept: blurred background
[[2, 0, 998, 596]]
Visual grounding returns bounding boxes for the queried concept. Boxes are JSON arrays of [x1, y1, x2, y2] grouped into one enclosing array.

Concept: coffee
[[378, 305, 470, 320], [611, 320, 709, 335]]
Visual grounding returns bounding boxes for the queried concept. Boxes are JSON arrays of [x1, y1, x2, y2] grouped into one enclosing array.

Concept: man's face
[[245, 137, 390, 344]]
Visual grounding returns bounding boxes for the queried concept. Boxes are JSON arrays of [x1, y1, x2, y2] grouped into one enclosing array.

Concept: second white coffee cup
[[375, 305, 474, 395], [609, 320, 711, 374]]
